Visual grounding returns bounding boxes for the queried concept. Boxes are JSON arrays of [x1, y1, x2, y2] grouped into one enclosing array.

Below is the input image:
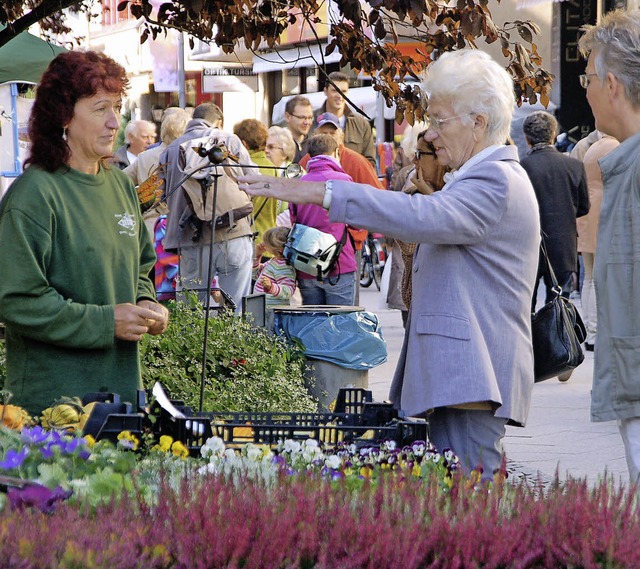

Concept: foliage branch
[[0, 0, 553, 121], [115, 0, 554, 123]]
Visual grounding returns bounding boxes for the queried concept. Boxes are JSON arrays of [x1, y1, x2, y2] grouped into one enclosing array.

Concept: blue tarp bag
[[274, 310, 387, 370]]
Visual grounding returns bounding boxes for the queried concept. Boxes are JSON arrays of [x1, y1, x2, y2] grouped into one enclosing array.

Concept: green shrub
[[0, 336, 5, 391], [139, 297, 317, 413]]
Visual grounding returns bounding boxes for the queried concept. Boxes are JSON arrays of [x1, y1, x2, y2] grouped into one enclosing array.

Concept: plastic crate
[[159, 411, 214, 455], [332, 388, 373, 414], [152, 387, 428, 454], [94, 413, 144, 445]]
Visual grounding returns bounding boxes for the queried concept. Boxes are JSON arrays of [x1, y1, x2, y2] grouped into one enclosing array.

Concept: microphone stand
[[144, 144, 301, 413], [199, 168, 221, 413]]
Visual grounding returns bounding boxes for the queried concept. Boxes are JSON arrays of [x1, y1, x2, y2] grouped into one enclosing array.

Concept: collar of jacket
[[527, 143, 555, 155]]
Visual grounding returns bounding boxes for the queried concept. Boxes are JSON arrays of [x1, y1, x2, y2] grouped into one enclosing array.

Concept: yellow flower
[[159, 435, 173, 452], [412, 463, 421, 477], [117, 430, 140, 451], [171, 441, 189, 459], [359, 465, 373, 478], [83, 435, 96, 448]]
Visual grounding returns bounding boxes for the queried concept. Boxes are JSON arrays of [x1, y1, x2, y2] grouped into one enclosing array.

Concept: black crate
[[159, 412, 213, 455], [152, 387, 428, 454], [332, 388, 373, 414], [94, 413, 144, 445]]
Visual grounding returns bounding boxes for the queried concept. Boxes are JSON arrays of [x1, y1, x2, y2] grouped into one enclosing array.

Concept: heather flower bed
[[0, 426, 638, 568], [1, 468, 638, 568]]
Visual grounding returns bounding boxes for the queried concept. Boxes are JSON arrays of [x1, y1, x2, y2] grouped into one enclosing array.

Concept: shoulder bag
[[531, 243, 587, 382]]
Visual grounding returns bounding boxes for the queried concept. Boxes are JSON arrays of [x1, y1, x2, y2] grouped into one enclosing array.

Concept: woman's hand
[[411, 168, 436, 195], [238, 174, 325, 205], [114, 301, 169, 341]]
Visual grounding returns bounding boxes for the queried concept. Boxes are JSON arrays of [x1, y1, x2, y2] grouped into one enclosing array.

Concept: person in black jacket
[[521, 111, 590, 314]]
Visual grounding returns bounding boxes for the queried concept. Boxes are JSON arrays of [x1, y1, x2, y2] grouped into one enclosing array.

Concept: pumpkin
[[0, 404, 32, 430]]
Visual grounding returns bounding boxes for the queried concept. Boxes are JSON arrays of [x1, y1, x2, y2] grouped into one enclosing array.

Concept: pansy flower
[[0, 447, 29, 470]]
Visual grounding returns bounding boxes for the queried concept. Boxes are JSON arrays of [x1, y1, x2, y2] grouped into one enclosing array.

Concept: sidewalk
[[358, 286, 628, 487]]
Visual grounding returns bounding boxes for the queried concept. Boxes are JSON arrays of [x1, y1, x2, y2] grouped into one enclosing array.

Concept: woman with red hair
[[0, 50, 169, 415]]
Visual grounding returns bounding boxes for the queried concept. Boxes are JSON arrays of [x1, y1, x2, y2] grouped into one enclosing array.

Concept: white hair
[[422, 50, 515, 146], [125, 119, 156, 143], [267, 125, 296, 162], [400, 121, 428, 158]]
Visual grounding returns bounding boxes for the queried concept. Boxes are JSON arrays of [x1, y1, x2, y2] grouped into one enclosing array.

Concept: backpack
[[178, 134, 253, 226]]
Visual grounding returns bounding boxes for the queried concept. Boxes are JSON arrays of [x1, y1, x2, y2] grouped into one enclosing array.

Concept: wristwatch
[[322, 180, 333, 210]]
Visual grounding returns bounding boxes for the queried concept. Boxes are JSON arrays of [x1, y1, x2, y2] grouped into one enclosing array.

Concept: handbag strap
[[540, 238, 562, 296]]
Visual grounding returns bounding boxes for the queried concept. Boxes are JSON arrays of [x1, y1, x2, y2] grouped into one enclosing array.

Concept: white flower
[[444, 449, 457, 463], [382, 440, 397, 452], [325, 455, 342, 470], [303, 439, 319, 450], [201, 436, 226, 459], [245, 444, 262, 462], [224, 448, 238, 462], [283, 440, 301, 454]]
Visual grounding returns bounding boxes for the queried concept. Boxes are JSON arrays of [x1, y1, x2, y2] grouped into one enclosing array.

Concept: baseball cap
[[316, 112, 341, 129]]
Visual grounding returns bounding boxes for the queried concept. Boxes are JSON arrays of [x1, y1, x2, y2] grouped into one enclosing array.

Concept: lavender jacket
[[290, 155, 357, 279], [329, 145, 540, 425]]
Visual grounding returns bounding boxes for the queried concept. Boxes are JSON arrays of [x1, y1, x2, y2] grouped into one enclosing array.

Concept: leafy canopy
[[118, 0, 553, 122], [0, 0, 553, 122]]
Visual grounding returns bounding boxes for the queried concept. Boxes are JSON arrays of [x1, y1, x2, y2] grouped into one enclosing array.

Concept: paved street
[[358, 286, 629, 488]]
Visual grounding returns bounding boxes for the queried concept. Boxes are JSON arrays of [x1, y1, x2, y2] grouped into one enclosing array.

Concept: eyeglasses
[[426, 113, 471, 132], [579, 73, 598, 89], [266, 144, 284, 152], [414, 150, 436, 160], [289, 114, 314, 122]]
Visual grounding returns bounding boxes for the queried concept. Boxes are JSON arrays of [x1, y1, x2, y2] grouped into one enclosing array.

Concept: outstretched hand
[[238, 174, 325, 206]]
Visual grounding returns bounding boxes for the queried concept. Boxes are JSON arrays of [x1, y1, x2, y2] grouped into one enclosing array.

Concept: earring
[[62, 127, 68, 142]]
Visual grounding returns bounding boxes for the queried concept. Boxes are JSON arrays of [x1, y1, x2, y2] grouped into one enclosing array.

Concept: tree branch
[[0, 0, 80, 48]]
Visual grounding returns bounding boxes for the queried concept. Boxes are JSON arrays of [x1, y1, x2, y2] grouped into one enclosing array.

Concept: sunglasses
[[415, 150, 436, 160]]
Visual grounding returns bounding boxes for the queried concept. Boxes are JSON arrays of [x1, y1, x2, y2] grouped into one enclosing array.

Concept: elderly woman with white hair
[[239, 49, 540, 478], [265, 125, 297, 169]]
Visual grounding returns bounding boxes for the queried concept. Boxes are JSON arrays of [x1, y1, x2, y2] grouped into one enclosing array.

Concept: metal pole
[[178, 32, 186, 108]]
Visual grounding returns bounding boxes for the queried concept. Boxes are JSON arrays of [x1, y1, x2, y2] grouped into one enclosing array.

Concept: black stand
[[198, 170, 221, 413], [148, 146, 301, 414]]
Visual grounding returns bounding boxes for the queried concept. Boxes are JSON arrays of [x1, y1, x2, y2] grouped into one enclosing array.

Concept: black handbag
[[531, 244, 587, 382]]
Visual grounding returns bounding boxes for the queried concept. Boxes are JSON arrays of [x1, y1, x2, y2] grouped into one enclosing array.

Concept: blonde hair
[[262, 226, 290, 252]]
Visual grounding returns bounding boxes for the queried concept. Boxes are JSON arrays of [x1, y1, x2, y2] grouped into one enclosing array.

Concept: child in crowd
[[253, 226, 296, 306]]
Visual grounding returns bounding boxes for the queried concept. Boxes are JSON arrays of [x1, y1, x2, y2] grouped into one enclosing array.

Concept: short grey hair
[[267, 125, 296, 162], [422, 49, 515, 146], [578, 9, 640, 107], [160, 108, 189, 145], [523, 111, 558, 146], [125, 120, 155, 143]]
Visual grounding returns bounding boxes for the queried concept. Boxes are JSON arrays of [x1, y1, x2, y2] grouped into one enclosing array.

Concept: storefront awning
[[253, 43, 342, 74]]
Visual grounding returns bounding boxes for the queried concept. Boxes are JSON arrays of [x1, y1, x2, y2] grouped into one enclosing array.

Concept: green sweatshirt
[[0, 164, 157, 415]]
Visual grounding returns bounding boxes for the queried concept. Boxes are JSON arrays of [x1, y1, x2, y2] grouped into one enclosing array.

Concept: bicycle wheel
[[371, 248, 383, 290], [359, 249, 373, 288]]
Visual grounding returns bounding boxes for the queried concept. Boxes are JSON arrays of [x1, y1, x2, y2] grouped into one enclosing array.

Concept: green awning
[[0, 26, 67, 84]]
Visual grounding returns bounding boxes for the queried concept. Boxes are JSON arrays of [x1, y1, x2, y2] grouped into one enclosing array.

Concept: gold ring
[[263, 183, 271, 189]]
